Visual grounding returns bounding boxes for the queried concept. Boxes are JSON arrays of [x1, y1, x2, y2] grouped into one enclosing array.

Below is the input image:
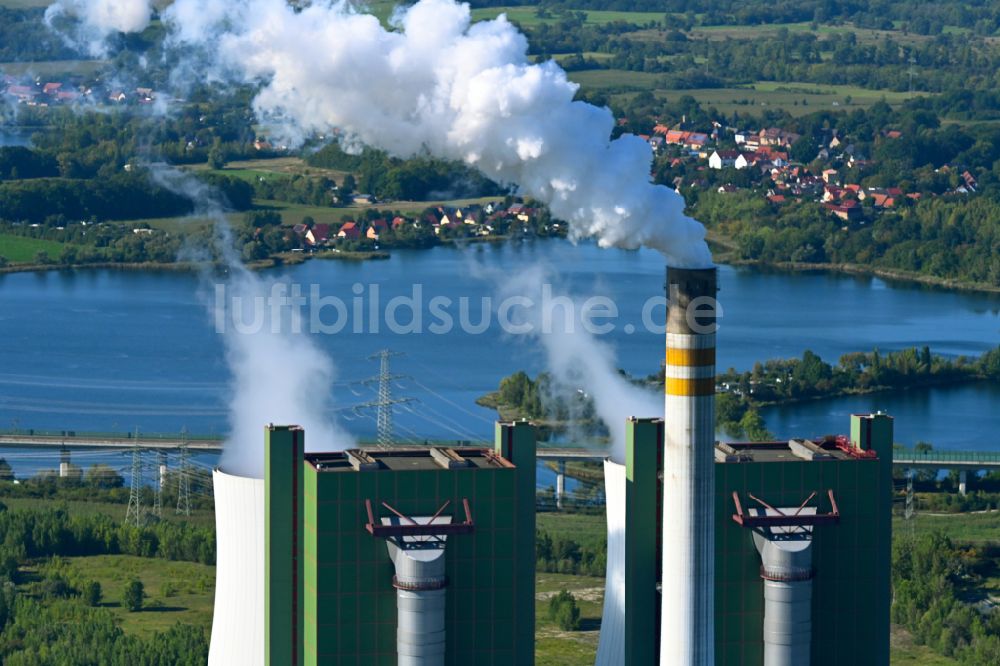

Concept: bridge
[[3, 430, 996, 499], [0, 430, 224, 451], [892, 448, 1000, 495]]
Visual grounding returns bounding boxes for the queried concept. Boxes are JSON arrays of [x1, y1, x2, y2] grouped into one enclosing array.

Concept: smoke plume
[[496, 266, 661, 462], [152, 168, 352, 478], [45, 0, 154, 55], [55, 0, 711, 267]]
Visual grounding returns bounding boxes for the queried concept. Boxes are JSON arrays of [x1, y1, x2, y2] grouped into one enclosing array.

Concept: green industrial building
[[264, 421, 537, 666], [261, 412, 891, 665], [613, 413, 893, 665]]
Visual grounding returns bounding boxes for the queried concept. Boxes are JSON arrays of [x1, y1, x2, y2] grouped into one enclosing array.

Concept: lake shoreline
[[0, 249, 388, 276], [6, 236, 996, 295]]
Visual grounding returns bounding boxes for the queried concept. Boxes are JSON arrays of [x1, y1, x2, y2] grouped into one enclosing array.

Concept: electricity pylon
[[176, 445, 191, 516], [153, 450, 167, 519], [356, 349, 414, 447], [124, 441, 143, 528]]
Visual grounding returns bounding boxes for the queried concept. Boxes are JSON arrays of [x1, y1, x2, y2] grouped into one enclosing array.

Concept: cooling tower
[[595, 459, 626, 665], [209, 468, 265, 666], [661, 267, 718, 665]]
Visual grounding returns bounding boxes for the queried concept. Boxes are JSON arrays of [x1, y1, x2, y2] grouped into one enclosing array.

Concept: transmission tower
[[153, 450, 167, 519], [904, 468, 915, 537], [355, 349, 415, 447], [176, 445, 191, 516], [124, 442, 143, 528]]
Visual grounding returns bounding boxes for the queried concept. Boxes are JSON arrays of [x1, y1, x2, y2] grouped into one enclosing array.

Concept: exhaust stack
[[661, 267, 718, 665]]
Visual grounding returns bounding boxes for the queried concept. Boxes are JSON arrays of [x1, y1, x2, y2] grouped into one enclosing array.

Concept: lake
[[0, 241, 997, 480]]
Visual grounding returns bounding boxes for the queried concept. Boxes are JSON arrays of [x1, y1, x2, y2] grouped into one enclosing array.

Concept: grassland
[[893, 510, 1000, 544], [0, 495, 216, 528], [471, 7, 667, 27], [188, 156, 354, 185], [0, 233, 66, 263], [690, 21, 923, 45], [535, 572, 603, 666], [567, 68, 926, 116], [54, 554, 215, 637]]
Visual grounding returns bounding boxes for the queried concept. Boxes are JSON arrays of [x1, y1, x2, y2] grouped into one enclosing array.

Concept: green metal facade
[[714, 415, 893, 665], [264, 425, 305, 666], [624, 417, 662, 666], [267, 422, 536, 666]]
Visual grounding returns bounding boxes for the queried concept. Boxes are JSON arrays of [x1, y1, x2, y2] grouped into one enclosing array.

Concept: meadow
[[0, 233, 65, 263], [57, 554, 215, 638], [567, 69, 926, 116], [471, 7, 667, 28]]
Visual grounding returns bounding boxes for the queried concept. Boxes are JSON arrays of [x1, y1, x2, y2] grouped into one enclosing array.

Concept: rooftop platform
[[717, 436, 878, 464], [306, 446, 513, 473]]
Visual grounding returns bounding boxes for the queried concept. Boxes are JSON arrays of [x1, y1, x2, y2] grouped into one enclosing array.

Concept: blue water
[[0, 241, 997, 476]]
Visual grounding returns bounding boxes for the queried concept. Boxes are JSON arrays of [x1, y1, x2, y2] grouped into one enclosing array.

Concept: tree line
[[892, 532, 1000, 664]]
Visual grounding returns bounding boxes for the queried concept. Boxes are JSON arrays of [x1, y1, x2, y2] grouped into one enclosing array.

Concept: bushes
[[121, 580, 144, 613], [0, 508, 216, 568], [0, 589, 208, 664], [892, 532, 1000, 664], [548, 590, 581, 631], [83, 580, 102, 607], [536, 530, 606, 577]]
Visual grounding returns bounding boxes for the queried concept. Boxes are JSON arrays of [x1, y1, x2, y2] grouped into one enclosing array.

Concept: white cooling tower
[[595, 459, 626, 665], [209, 468, 265, 666]]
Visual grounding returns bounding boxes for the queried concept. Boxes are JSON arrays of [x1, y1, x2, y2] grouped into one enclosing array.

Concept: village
[[2, 74, 159, 107], [639, 120, 979, 223], [280, 199, 552, 251]]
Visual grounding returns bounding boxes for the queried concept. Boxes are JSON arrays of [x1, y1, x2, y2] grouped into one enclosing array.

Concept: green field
[[567, 68, 927, 115], [56, 555, 215, 637], [893, 510, 1000, 544], [0, 233, 66, 263], [688, 21, 946, 47], [535, 572, 603, 666], [471, 7, 667, 27], [567, 68, 665, 92]]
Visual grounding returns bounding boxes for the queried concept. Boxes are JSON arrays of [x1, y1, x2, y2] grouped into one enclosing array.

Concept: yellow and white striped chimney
[[661, 267, 718, 665]]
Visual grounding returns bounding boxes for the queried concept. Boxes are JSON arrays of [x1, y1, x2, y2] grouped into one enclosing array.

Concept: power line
[[355, 349, 415, 447]]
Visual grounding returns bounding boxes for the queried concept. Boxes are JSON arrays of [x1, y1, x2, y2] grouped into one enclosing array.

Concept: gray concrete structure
[[751, 508, 817, 666], [382, 516, 452, 666]]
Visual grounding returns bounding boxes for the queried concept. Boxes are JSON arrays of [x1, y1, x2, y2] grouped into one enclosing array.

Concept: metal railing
[[893, 449, 1000, 464], [0, 428, 224, 441]]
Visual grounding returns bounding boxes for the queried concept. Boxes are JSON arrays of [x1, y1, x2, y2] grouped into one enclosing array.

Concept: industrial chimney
[[661, 267, 718, 665]]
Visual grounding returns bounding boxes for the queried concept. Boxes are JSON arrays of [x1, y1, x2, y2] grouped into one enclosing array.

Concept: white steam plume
[[63, 0, 711, 267], [152, 168, 352, 478], [45, 0, 154, 55], [497, 266, 661, 462]]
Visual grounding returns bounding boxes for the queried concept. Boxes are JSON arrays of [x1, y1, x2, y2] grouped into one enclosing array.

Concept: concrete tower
[[209, 467, 266, 666], [661, 267, 718, 665]]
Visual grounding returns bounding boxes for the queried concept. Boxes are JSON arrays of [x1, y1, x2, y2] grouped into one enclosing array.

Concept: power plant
[[208, 266, 893, 666], [260, 421, 537, 665]]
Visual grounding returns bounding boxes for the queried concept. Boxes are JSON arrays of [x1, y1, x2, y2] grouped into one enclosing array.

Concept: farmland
[[471, 7, 667, 28], [0, 233, 65, 264], [567, 70, 926, 115]]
